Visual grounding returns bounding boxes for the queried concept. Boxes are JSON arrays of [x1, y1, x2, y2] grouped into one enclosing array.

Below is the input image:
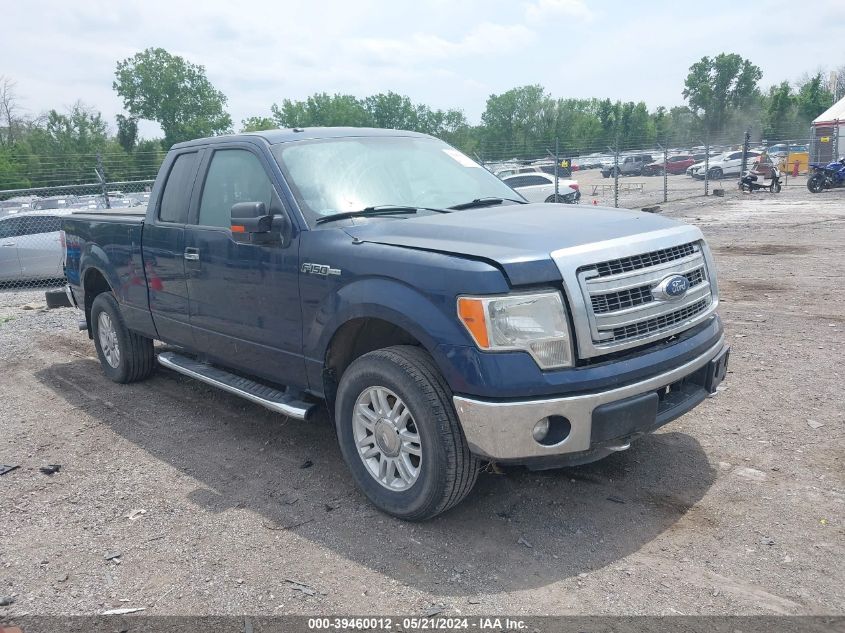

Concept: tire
[[544, 193, 573, 203], [708, 167, 723, 180], [335, 345, 479, 521], [772, 181, 782, 193], [807, 174, 825, 193], [90, 293, 155, 384]]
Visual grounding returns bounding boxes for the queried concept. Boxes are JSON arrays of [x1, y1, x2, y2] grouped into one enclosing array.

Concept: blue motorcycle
[[807, 157, 845, 193]]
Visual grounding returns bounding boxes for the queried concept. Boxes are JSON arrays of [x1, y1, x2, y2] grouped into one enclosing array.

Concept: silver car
[[0, 211, 70, 283]]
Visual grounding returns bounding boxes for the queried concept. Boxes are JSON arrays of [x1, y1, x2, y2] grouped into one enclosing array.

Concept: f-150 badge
[[301, 263, 341, 277]]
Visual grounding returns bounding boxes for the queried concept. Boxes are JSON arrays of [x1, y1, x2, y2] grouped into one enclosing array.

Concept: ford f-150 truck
[[63, 128, 729, 520]]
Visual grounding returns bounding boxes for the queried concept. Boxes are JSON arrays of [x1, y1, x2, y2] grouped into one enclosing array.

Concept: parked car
[[642, 155, 696, 176], [0, 210, 70, 283], [600, 154, 654, 178], [502, 173, 580, 203], [32, 196, 75, 211], [686, 151, 761, 179], [63, 127, 729, 520]]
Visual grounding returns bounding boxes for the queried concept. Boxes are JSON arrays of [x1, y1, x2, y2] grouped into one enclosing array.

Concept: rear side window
[[159, 152, 199, 223], [17, 215, 62, 236], [503, 176, 528, 188], [521, 175, 549, 186], [0, 217, 22, 239]]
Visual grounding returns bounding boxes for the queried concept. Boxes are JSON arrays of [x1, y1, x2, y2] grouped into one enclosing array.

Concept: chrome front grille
[[577, 240, 714, 350], [610, 298, 710, 341], [593, 242, 697, 277]]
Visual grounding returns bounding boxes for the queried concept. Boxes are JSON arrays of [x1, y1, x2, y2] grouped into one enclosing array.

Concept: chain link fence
[[0, 128, 834, 294], [0, 179, 153, 291], [472, 130, 821, 211]]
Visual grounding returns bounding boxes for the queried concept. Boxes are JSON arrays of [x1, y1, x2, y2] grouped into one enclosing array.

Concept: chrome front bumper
[[453, 335, 726, 461]]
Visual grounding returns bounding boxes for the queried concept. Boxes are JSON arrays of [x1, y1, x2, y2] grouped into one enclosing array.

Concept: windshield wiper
[[447, 196, 527, 210], [315, 205, 449, 225]]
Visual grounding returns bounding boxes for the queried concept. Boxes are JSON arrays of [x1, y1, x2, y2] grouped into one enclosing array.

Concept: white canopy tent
[[811, 95, 845, 162]]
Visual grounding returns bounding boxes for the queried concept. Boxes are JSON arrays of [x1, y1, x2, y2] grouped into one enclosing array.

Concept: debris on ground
[[517, 536, 533, 548], [39, 464, 61, 476], [760, 537, 775, 546], [300, 460, 313, 469], [104, 552, 122, 561], [100, 607, 146, 615], [607, 495, 626, 504], [0, 465, 19, 476], [734, 467, 766, 482], [422, 606, 444, 617], [126, 509, 147, 521], [0, 596, 15, 606], [806, 419, 825, 429], [284, 578, 317, 596]]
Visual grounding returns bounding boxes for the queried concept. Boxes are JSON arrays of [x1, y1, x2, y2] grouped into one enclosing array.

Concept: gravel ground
[[0, 186, 843, 617]]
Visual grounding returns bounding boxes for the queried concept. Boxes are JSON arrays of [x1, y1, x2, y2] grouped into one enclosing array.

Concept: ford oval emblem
[[654, 274, 689, 300]]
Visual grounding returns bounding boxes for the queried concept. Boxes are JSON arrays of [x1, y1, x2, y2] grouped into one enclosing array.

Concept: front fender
[[306, 276, 473, 374]]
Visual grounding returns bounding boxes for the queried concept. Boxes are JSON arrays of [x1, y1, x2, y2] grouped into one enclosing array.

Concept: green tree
[[683, 53, 763, 134], [240, 116, 276, 132], [113, 47, 232, 149], [795, 73, 834, 122], [115, 114, 138, 152], [764, 81, 795, 138], [271, 93, 372, 128]]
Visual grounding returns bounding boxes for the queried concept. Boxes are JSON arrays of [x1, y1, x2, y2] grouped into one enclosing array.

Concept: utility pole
[[95, 152, 110, 209]]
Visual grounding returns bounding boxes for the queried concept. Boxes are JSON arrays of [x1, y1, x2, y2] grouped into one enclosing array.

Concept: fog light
[[532, 416, 572, 446], [532, 418, 550, 442]]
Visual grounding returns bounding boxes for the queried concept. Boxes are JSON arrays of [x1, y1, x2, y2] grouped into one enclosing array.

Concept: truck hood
[[343, 203, 687, 285]]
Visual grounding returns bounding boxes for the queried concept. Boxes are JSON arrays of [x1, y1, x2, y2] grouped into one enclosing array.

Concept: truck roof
[[171, 127, 433, 150]]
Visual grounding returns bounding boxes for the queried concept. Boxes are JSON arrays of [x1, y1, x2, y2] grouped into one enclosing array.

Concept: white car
[[687, 150, 761, 180], [0, 210, 72, 283], [502, 173, 580, 203]]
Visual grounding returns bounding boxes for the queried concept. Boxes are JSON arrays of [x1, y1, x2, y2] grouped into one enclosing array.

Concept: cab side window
[[159, 152, 199, 223], [198, 150, 274, 228]]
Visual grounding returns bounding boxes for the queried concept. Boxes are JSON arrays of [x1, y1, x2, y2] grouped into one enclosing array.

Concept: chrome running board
[[157, 352, 316, 420]]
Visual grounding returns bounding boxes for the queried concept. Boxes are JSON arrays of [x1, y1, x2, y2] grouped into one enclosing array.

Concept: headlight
[[457, 291, 573, 369]]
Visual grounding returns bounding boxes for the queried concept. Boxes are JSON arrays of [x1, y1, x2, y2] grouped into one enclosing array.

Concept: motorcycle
[[807, 158, 845, 193], [739, 161, 782, 193]]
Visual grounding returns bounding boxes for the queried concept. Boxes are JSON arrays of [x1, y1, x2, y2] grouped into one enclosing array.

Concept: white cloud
[[353, 22, 536, 65], [525, 0, 592, 22]]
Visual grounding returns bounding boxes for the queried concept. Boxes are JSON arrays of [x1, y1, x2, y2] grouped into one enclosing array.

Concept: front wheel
[[91, 293, 155, 384], [708, 167, 723, 180], [807, 173, 825, 193], [335, 346, 479, 520]]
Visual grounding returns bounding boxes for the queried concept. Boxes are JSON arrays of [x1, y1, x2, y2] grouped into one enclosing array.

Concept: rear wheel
[[335, 346, 479, 520], [91, 293, 155, 384], [807, 173, 825, 193]]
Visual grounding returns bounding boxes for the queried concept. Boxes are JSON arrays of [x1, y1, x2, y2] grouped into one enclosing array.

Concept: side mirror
[[230, 201, 292, 247], [231, 202, 272, 234]]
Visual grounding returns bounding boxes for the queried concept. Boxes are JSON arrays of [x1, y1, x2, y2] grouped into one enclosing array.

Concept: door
[[0, 217, 22, 281], [142, 150, 202, 346], [184, 146, 304, 387], [15, 215, 63, 279]]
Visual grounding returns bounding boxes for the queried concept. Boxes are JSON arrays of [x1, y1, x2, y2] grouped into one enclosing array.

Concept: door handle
[[184, 248, 200, 261], [1, 242, 15, 247]]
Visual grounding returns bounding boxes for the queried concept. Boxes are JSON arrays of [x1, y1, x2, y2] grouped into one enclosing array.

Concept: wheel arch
[[81, 266, 113, 338]]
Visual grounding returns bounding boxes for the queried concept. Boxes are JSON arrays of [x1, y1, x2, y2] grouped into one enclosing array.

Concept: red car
[[642, 154, 696, 176]]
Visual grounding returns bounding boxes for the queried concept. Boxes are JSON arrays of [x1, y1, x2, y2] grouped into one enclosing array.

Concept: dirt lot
[[1, 186, 843, 617]]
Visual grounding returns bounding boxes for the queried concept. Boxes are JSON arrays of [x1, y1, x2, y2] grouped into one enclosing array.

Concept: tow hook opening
[[532, 415, 571, 446]]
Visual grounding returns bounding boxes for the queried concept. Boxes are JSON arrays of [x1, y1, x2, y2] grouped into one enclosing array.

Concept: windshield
[[271, 136, 520, 224]]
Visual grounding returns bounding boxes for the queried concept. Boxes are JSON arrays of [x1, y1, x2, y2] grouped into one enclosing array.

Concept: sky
[[3, 0, 844, 138]]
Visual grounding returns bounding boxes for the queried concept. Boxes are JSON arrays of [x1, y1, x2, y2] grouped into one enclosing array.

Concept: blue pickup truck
[[63, 127, 729, 520]]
